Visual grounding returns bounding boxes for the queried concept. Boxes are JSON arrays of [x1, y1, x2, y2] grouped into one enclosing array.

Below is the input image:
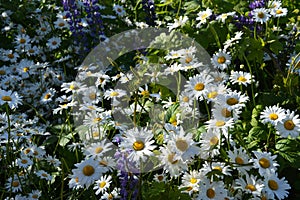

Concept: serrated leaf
[[59, 133, 73, 147]]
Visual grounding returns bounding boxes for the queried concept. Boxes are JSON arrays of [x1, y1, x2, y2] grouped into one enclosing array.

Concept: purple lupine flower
[[249, 0, 266, 10], [141, 0, 157, 26]]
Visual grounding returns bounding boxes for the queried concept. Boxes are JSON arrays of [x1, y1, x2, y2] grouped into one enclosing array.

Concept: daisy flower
[[179, 170, 204, 195], [251, 151, 279, 175], [206, 117, 234, 137], [120, 127, 156, 163], [275, 109, 300, 138], [165, 49, 184, 60], [103, 88, 127, 106], [81, 86, 101, 104], [270, 7, 288, 17], [16, 156, 33, 168], [84, 139, 114, 158], [268, 0, 282, 9], [45, 155, 61, 167], [153, 173, 167, 183], [5, 175, 24, 193], [95, 73, 110, 89], [113, 4, 126, 17], [28, 190, 42, 199], [54, 18, 69, 29], [196, 178, 228, 200], [184, 73, 214, 100], [0, 90, 22, 109], [216, 90, 249, 112], [14, 34, 31, 49], [252, 8, 271, 24], [199, 129, 221, 159], [47, 37, 62, 50], [41, 88, 56, 103], [212, 103, 241, 121], [93, 175, 112, 195], [202, 161, 232, 178], [227, 147, 252, 174], [167, 126, 200, 161], [216, 12, 236, 23], [229, 71, 254, 86], [196, 8, 213, 27], [36, 170, 52, 181], [0, 49, 19, 63], [211, 50, 232, 70], [260, 105, 285, 125], [61, 81, 84, 93], [235, 173, 264, 197], [263, 172, 291, 199], [164, 62, 182, 75], [71, 157, 104, 188], [101, 188, 120, 199], [158, 144, 188, 178], [167, 16, 189, 31]]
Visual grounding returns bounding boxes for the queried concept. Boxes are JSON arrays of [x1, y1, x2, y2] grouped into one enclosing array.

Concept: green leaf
[[269, 40, 283, 54], [59, 133, 73, 147]]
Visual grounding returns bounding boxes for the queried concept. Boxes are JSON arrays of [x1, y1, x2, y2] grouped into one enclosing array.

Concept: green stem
[[176, 0, 182, 17], [243, 53, 256, 107], [209, 24, 222, 49]]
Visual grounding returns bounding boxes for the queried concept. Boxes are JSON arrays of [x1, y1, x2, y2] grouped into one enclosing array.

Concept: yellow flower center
[[284, 120, 295, 130], [182, 96, 189, 102], [206, 188, 215, 198], [69, 84, 76, 90], [201, 13, 209, 20], [194, 83, 205, 91], [94, 147, 103, 154], [245, 184, 257, 191], [42, 173, 48, 177], [157, 175, 164, 181], [133, 140, 145, 151], [89, 93, 96, 100], [12, 181, 19, 187], [168, 153, 178, 164], [217, 56, 226, 64], [93, 117, 102, 123], [235, 156, 244, 165], [52, 41, 57, 45], [190, 178, 197, 184], [59, 22, 65, 27], [41, 27, 47, 32], [7, 53, 14, 59], [215, 120, 225, 127], [268, 180, 279, 190], [108, 194, 114, 199], [20, 38, 26, 44], [110, 91, 119, 97], [44, 93, 51, 100], [75, 177, 79, 182], [269, 113, 278, 120], [258, 12, 265, 19], [21, 159, 28, 164], [186, 186, 193, 191], [99, 160, 108, 166], [210, 136, 219, 146], [82, 165, 95, 176], [207, 91, 218, 99], [221, 108, 231, 118], [227, 97, 238, 105], [28, 49, 35, 53], [23, 67, 29, 72], [213, 166, 222, 172], [141, 90, 150, 97], [100, 181, 106, 188], [259, 157, 270, 168], [238, 76, 247, 82], [185, 57, 193, 63], [32, 194, 38, 198], [276, 10, 283, 14], [261, 195, 267, 200], [0, 70, 6, 75], [2, 96, 12, 101], [93, 131, 99, 137], [176, 139, 188, 152]]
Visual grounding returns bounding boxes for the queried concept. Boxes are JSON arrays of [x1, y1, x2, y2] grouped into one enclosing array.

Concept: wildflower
[[263, 172, 291, 199], [16, 156, 33, 168], [36, 170, 52, 181], [275, 109, 300, 138], [179, 170, 204, 195], [216, 90, 249, 111], [41, 88, 56, 103], [47, 37, 62, 50], [196, 8, 213, 27], [84, 139, 114, 158], [0, 89, 22, 109], [251, 151, 279, 175], [167, 16, 189, 31], [270, 7, 288, 17], [103, 89, 127, 106], [211, 50, 232, 70], [252, 8, 271, 24], [229, 71, 254, 86], [14, 34, 31, 49], [234, 173, 264, 197], [27, 190, 42, 199], [153, 173, 167, 183], [54, 18, 69, 29], [184, 73, 214, 101], [0, 49, 19, 63], [260, 105, 285, 125], [101, 188, 120, 199], [120, 127, 156, 163], [199, 129, 221, 159], [113, 4, 126, 17], [94, 175, 112, 195], [216, 12, 236, 23], [71, 157, 104, 188], [5, 175, 23, 192], [227, 147, 252, 174], [202, 161, 232, 178], [196, 178, 228, 200]]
